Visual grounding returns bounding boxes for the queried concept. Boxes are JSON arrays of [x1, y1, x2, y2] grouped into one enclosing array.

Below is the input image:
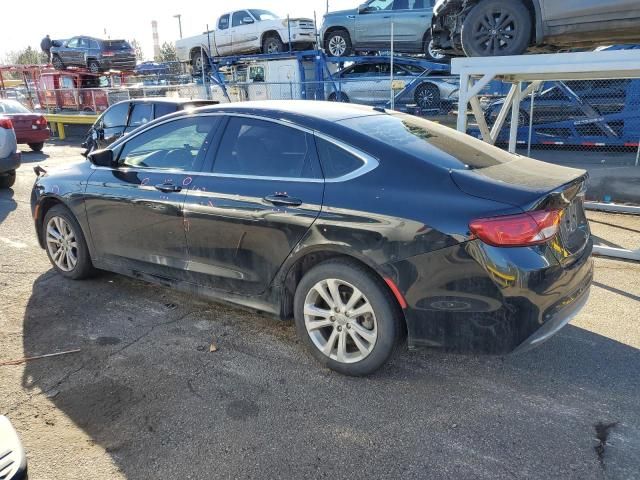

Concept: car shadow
[[0, 186, 17, 225], [19, 271, 640, 478], [17, 149, 50, 163]]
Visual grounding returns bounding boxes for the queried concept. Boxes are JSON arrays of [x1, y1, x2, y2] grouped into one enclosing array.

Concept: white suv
[[0, 117, 20, 189]]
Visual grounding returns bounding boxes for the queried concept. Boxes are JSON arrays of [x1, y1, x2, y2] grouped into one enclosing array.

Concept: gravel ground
[[1, 141, 639, 480]]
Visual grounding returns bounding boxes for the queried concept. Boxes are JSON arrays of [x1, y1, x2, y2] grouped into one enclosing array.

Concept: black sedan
[[31, 101, 593, 376]]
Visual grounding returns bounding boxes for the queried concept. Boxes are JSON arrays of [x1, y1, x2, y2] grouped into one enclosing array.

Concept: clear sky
[[1, 0, 356, 61]]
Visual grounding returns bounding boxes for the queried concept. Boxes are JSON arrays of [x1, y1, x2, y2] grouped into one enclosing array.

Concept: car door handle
[[155, 183, 182, 193], [263, 194, 302, 207]]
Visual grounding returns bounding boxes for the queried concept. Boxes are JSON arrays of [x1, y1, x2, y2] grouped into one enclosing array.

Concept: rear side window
[[128, 103, 153, 128], [154, 103, 179, 118], [341, 113, 513, 170], [102, 103, 130, 128], [213, 117, 320, 179], [315, 137, 364, 179], [219, 14, 230, 30]]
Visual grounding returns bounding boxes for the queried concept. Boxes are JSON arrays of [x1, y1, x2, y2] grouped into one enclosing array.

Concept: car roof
[[195, 100, 384, 124], [113, 98, 216, 107]]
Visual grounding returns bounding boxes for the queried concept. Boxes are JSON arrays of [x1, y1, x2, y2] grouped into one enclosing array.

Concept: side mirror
[[242, 16, 255, 24], [88, 149, 114, 167], [358, 3, 369, 13]]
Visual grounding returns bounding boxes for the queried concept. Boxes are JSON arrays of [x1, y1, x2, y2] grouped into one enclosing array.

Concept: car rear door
[[391, 0, 433, 50], [182, 114, 324, 295], [84, 115, 221, 280], [542, 0, 640, 27]]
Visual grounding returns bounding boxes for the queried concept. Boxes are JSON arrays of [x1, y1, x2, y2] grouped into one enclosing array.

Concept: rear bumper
[[0, 151, 21, 174], [16, 128, 50, 144], [99, 56, 136, 71], [387, 238, 593, 354]]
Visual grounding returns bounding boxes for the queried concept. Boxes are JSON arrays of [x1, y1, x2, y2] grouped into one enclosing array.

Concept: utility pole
[[174, 14, 183, 39]]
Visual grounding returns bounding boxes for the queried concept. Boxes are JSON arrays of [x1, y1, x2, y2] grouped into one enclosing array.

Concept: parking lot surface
[[1, 141, 639, 479]]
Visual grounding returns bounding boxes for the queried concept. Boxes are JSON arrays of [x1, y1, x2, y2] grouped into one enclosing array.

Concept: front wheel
[[262, 34, 284, 54], [294, 260, 401, 376], [43, 205, 95, 280], [324, 29, 353, 57], [52, 55, 64, 70], [423, 32, 447, 62], [191, 50, 209, 73], [461, 0, 532, 57]]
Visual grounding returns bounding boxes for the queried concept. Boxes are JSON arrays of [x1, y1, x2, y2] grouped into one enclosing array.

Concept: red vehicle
[[0, 99, 50, 151], [37, 70, 128, 113]]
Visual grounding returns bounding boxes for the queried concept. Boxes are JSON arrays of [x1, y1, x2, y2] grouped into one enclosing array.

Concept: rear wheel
[[43, 205, 95, 280], [325, 29, 352, 57], [415, 83, 441, 110], [29, 142, 44, 152], [423, 32, 447, 62], [461, 0, 532, 57], [52, 55, 64, 70], [0, 170, 16, 189], [328, 91, 350, 103], [294, 260, 401, 376], [88, 60, 101, 74], [262, 34, 285, 54]]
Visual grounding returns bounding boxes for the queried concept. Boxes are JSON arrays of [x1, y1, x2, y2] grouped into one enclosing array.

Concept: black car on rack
[[82, 98, 218, 155], [51, 36, 137, 73]]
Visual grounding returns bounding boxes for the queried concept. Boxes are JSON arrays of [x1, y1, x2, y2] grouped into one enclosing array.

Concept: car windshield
[[340, 112, 514, 170], [0, 100, 31, 114], [249, 9, 278, 20]]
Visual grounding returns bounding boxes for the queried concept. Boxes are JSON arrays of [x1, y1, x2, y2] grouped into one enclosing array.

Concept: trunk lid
[[5, 113, 40, 132], [451, 157, 590, 263]]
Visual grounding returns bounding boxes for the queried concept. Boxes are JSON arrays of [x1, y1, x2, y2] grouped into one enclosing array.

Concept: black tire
[[0, 170, 16, 189], [262, 34, 285, 54], [43, 204, 95, 280], [88, 60, 101, 74], [414, 83, 441, 110], [461, 0, 532, 57], [52, 54, 64, 70], [191, 50, 209, 72], [423, 31, 447, 62], [485, 106, 529, 127], [324, 29, 353, 57], [29, 142, 44, 152], [328, 91, 350, 103], [293, 259, 401, 376]]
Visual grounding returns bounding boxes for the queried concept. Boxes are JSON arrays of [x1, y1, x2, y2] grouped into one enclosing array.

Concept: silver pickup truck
[[176, 9, 316, 71]]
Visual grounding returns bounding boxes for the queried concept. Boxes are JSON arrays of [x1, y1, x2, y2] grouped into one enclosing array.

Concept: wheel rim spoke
[[313, 282, 335, 308], [348, 302, 374, 319], [348, 328, 370, 355], [326, 279, 343, 308], [344, 288, 363, 312], [351, 322, 376, 344], [336, 330, 347, 363], [322, 328, 339, 356]]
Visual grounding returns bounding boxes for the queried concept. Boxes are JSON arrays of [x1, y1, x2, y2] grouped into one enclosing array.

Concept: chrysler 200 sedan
[[31, 101, 593, 376]]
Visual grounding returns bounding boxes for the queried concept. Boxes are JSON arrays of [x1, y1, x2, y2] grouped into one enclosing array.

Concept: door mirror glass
[[88, 149, 114, 167]]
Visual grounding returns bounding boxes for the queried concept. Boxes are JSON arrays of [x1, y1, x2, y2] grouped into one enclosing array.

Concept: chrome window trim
[[99, 111, 379, 183]]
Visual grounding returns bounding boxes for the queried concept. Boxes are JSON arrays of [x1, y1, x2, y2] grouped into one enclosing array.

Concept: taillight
[[469, 210, 562, 247], [33, 116, 47, 128], [0, 118, 13, 129]]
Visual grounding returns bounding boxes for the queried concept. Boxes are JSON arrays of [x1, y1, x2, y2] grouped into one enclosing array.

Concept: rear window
[[0, 100, 30, 114], [103, 40, 131, 50], [340, 113, 513, 170]]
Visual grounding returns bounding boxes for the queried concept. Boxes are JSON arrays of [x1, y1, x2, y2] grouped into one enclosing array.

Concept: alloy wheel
[[471, 10, 518, 55], [427, 39, 446, 61], [266, 40, 282, 54], [328, 36, 347, 56], [46, 216, 78, 272], [304, 278, 378, 364]]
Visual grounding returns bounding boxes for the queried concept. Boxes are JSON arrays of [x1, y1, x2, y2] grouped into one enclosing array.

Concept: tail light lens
[[33, 116, 48, 128], [0, 118, 13, 130], [469, 210, 562, 247]]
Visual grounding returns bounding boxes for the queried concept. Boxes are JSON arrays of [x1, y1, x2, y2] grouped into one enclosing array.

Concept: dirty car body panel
[[31, 101, 593, 354]]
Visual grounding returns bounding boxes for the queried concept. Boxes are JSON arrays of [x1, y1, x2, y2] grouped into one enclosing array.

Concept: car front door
[[61, 37, 80, 64], [355, 0, 395, 49], [84, 116, 221, 280], [182, 115, 324, 295], [230, 10, 256, 53]]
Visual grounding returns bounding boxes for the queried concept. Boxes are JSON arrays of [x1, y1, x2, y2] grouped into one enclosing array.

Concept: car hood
[[324, 8, 357, 19]]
